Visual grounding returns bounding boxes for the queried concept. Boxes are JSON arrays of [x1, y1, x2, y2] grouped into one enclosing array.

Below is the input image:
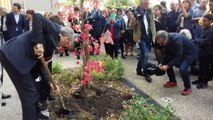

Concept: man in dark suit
[[155, 30, 197, 96], [0, 13, 74, 120], [6, 3, 26, 41], [0, 8, 9, 41]]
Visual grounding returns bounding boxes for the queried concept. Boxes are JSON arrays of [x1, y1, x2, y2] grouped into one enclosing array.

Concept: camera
[[129, 7, 142, 20], [144, 63, 165, 76]]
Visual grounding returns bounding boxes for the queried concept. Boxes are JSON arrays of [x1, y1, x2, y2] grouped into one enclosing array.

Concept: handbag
[[101, 25, 114, 45]]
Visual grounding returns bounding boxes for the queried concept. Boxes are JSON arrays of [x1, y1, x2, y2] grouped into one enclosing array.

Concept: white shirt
[[14, 13, 20, 24], [29, 21, 33, 31], [143, 14, 149, 35], [2, 16, 7, 31], [0, 16, 1, 27]]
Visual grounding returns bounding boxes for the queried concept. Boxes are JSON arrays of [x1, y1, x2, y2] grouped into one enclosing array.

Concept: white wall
[[11, 0, 60, 14]]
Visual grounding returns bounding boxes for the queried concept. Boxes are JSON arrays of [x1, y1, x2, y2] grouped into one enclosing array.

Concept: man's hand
[[49, 83, 60, 95], [158, 64, 163, 68], [34, 43, 44, 59], [159, 65, 169, 71], [178, 1, 183, 8], [121, 30, 125, 34]]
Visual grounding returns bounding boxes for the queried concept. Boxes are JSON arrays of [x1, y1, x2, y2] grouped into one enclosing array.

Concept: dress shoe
[[121, 55, 126, 59], [59, 53, 63, 57], [145, 75, 152, 83], [192, 80, 201, 85], [2, 94, 11, 99], [182, 88, 192, 96], [65, 52, 69, 56], [77, 55, 80, 60], [1, 102, 6, 106], [137, 71, 144, 76]]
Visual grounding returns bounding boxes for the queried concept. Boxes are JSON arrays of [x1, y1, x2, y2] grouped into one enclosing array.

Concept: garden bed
[[49, 72, 133, 120], [49, 56, 179, 120]]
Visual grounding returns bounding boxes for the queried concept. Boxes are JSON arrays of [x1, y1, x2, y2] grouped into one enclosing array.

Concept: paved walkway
[[1, 49, 213, 120]]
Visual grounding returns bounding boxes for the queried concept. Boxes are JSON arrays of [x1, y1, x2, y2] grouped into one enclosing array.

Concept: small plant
[[122, 96, 179, 120], [52, 62, 63, 74], [90, 55, 124, 81]]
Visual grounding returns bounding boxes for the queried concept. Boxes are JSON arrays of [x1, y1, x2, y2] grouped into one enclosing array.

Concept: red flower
[[84, 24, 93, 31], [81, 79, 87, 87], [90, 37, 95, 41], [87, 46, 93, 52], [74, 38, 80, 43]]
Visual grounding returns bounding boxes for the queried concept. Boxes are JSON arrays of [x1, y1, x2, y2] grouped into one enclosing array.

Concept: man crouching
[[155, 30, 197, 96]]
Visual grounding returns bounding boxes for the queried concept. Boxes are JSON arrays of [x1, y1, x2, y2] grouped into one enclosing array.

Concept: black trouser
[[2, 31, 9, 42], [119, 35, 125, 56], [104, 43, 113, 57], [199, 55, 213, 84], [33, 61, 52, 102], [0, 62, 3, 84], [0, 51, 39, 120]]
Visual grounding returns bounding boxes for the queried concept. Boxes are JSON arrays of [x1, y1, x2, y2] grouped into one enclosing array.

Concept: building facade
[[0, 0, 12, 11], [1, 0, 61, 14]]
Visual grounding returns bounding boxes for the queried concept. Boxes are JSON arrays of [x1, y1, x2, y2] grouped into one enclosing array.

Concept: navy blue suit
[[6, 12, 26, 40], [0, 13, 60, 120]]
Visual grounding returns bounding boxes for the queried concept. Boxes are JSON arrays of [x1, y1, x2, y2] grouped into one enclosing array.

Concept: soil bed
[[49, 69, 133, 120]]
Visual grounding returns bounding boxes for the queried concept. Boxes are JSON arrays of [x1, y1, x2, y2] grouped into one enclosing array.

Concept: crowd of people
[[0, 0, 213, 119]]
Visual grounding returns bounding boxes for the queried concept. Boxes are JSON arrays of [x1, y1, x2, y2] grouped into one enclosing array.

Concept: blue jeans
[[136, 40, 150, 73], [167, 58, 192, 89]]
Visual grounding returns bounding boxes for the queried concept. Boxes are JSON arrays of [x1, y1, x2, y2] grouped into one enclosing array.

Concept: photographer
[[155, 30, 197, 96], [129, 0, 156, 83]]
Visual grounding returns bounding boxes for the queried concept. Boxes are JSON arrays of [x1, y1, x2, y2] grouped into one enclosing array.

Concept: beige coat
[[129, 7, 156, 43]]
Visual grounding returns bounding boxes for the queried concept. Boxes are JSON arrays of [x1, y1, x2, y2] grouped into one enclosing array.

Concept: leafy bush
[[90, 55, 124, 81], [52, 62, 63, 74], [59, 67, 83, 87], [91, 71, 106, 81], [122, 96, 179, 120]]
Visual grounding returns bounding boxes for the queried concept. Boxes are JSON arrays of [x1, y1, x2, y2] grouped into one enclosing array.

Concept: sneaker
[[38, 113, 49, 120], [182, 88, 192, 96], [163, 82, 177, 88], [196, 83, 208, 89], [121, 55, 126, 59], [145, 75, 152, 83], [192, 80, 201, 85]]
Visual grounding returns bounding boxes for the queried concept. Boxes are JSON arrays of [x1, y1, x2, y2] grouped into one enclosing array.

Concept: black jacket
[[194, 27, 213, 57], [162, 33, 197, 67], [0, 13, 60, 75]]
